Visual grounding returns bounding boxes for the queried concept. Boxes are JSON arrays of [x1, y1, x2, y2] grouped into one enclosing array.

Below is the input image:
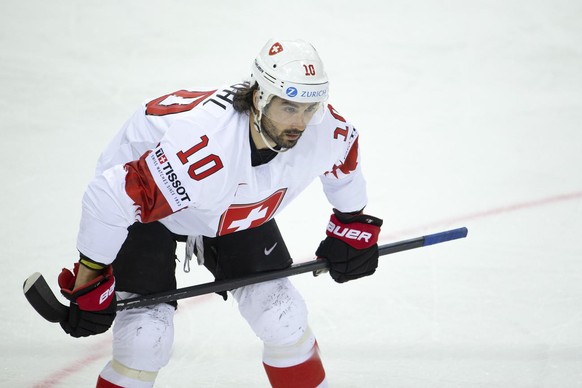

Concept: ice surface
[[1, 0, 581, 387]]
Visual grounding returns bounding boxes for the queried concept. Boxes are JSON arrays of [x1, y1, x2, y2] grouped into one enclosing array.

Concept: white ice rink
[[2, 1, 582, 387]]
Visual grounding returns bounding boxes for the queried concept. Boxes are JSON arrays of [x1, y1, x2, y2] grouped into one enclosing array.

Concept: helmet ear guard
[[253, 86, 275, 114]]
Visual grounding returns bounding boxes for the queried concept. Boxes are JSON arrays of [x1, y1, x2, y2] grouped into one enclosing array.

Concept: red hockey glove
[[316, 209, 383, 283], [58, 262, 116, 338]]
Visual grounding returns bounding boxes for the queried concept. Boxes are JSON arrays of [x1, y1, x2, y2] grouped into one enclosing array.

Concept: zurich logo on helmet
[[285, 87, 298, 97]]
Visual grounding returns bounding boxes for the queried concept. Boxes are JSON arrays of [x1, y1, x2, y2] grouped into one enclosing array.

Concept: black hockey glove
[[316, 209, 383, 283], [58, 262, 116, 338]]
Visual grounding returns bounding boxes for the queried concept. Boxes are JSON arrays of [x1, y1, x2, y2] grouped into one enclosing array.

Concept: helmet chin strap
[[252, 110, 289, 153]]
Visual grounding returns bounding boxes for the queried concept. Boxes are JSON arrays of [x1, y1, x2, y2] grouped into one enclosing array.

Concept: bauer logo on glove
[[57, 261, 117, 337], [325, 215, 379, 249], [317, 209, 383, 283]]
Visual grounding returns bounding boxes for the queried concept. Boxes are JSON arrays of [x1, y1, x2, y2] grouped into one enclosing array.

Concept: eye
[[305, 104, 319, 113], [284, 106, 298, 114]]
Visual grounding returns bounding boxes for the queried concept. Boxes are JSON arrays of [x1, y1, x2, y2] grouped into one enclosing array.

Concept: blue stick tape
[[423, 227, 468, 246]]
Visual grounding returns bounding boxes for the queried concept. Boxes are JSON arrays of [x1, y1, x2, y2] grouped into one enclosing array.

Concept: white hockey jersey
[[77, 84, 368, 265]]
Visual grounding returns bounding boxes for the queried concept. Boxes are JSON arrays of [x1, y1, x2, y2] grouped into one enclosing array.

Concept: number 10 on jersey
[[176, 135, 224, 181]]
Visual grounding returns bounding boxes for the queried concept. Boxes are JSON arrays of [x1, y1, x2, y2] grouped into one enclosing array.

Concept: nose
[[289, 115, 308, 131]]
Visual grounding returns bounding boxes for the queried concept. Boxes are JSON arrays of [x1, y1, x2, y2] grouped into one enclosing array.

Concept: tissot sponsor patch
[[145, 147, 191, 211]]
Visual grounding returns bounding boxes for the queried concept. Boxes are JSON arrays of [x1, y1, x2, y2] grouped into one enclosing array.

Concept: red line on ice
[[31, 341, 109, 388], [380, 190, 582, 241]]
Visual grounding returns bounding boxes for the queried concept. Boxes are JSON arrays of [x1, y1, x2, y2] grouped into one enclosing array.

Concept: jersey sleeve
[[76, 164, 143, 264], [319, 106, 368, 213]]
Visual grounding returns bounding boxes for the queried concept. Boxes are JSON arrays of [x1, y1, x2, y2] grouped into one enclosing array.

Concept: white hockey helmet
[[251, 39, 329, 119]]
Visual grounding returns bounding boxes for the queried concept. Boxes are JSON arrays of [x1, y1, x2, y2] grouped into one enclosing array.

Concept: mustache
[[283, 130, 303, 136]]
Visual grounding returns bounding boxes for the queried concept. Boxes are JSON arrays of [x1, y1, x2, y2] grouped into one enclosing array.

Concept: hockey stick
[[24, 227, 468, 321]]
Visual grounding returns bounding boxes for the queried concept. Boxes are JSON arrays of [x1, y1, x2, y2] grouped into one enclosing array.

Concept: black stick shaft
[[117, 227, 468, 311]]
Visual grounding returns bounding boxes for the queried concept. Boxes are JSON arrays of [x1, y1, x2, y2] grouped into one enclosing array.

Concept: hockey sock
[[96, 376, 123, 388], [263, 342, 326, 388]]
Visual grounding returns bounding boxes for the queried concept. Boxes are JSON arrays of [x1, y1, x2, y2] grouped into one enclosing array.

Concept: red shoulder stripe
[[125, 151, 174, 223]]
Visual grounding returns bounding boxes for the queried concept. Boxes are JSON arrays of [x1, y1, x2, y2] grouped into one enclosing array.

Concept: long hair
[[233, 82, 259, 113]]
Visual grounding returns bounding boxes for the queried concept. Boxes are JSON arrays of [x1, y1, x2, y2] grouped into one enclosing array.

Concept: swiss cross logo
[[158, 154, 168, 164], [217, 189, 287, 236], [269, 42, 283, 56]]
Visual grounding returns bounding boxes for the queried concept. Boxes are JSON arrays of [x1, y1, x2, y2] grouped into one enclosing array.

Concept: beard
[[260, 116, 304, 149]]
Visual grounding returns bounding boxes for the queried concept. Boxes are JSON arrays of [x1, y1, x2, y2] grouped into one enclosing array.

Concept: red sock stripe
[[263, 345, 326, 388], [96, 375, 124, 388]]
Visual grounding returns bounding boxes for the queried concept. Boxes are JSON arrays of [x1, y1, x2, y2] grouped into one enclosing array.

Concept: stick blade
[[23, 272, 68, 323]]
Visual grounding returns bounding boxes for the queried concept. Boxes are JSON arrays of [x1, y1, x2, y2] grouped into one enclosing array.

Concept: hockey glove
[[58, 262, 116, 338], [316, 209, 383, 283]]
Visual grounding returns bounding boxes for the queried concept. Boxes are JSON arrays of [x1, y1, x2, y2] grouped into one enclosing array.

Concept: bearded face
[[259, 97, 321, 148]]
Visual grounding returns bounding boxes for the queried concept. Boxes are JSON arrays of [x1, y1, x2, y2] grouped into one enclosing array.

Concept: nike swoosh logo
[[264, 242, 278, 256]]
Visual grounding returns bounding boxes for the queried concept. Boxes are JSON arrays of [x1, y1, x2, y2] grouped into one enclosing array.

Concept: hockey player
[[57, 39, 383, 387]]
